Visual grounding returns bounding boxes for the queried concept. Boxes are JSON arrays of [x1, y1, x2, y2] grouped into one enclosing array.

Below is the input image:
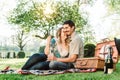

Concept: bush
[[17, 51, 25, 58], [39, 46, 45, 53], [84, 43, 96, 57], [13, 52, 16, 58], [6, 52, 10, 58]]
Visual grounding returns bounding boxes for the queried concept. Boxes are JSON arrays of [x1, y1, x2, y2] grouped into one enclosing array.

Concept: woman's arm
[[44, 36, 51, 56]]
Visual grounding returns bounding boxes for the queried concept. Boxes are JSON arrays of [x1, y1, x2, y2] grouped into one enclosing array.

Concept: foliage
[[6, 52, 10, 58], [105, 0, 120, 14], [6, 52, 16, 58], [77, 0, 94, 6], [39, 46, 45, 53], [103, 0, 120, 40], [56, 1, 87, 32], [84, 43, 96, 57], [7, 0, 87, 39], [81, 24, 96, 44], [17, 51, 25, 58], [13, 52, 16, 58]]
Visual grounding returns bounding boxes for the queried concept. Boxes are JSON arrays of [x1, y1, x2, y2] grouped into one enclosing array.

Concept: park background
[[0, 0, 120, 80], [0, 0, 120, 58]]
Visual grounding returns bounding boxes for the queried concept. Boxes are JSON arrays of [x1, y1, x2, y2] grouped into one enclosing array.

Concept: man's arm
[[47, 54, 78, 62], [57, 54, 78, 62]]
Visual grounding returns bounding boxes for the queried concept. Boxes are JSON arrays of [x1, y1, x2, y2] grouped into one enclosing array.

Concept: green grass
[[0, 59, 120, 80], [0, 58, 28, 69]]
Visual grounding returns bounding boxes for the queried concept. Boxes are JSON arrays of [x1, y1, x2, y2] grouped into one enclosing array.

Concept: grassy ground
[[0, 58, 120, 80], [0, 58, 28, 70]]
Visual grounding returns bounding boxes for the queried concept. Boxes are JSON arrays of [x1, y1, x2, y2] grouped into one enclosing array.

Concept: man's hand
[[47, 54, 57, 61]]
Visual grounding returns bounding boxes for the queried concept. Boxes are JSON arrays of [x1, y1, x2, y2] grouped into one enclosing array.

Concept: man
[[48, 20, 84, 70]]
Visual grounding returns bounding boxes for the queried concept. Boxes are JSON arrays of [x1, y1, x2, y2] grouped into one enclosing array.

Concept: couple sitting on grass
[[18, 20, 85, 74]]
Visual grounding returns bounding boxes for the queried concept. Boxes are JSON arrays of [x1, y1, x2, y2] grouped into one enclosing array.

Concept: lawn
[[0, 58, 120, 80]]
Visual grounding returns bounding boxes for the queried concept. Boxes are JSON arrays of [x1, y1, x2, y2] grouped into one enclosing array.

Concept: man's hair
[[63, 20, 75, 28]]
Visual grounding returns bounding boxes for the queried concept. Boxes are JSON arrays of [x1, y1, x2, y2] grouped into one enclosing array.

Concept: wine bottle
[[50, 36, 56, 55], [104, 46, 113, 74]]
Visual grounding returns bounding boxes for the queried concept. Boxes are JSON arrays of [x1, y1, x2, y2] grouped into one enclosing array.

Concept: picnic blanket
[[0, 68, 96, 75]]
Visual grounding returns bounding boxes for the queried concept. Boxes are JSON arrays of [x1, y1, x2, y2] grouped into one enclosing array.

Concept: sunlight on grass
[[0, 58, 28, 69]]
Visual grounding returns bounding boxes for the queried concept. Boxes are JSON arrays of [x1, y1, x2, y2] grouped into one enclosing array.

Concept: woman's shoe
[[4, 66, 10, 70], [18, 70, 31, 75]]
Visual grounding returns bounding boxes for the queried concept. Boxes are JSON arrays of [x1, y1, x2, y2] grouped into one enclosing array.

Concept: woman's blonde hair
[[56, 27, 70, 44], [56, 27, 63, 43]]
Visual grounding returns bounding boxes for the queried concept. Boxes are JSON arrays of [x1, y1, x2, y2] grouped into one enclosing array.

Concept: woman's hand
[[44, 35, 53, 56], [46, 36, 52, 45], [47, 54, 57, 61]]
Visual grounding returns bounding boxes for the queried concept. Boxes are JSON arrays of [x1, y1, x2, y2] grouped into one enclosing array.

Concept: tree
[[105, 0, 120, 14], [81, 24, 96, 44], [14, 29, 29, 51], [7, 0, 87, 39], [104, 0, 120, 39]]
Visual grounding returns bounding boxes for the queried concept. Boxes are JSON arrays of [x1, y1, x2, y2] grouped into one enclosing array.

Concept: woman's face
[[61, 28, 67, 39]]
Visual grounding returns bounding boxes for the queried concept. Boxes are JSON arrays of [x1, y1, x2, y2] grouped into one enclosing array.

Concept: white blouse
[[57, 42, 69, 58]]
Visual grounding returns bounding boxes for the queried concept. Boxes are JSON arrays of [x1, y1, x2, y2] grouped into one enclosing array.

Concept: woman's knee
[[49, 61, 57, 69], [30, 53, 40, 58], [31, 53, 47, 59], [49, 61, 71, 70]]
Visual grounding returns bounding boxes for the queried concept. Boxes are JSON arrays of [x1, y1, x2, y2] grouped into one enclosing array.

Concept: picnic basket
[[75, 39, 119, 70]]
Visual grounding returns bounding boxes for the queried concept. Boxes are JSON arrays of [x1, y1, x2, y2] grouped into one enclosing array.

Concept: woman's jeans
[[22, 53, 74, 70]]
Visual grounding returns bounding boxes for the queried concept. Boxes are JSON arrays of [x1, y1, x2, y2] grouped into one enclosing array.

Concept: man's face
[[62, 24, 74, 36]]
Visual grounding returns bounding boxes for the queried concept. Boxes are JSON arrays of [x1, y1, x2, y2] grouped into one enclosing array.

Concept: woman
[[56, 27, 69, 58], [19, 27, 73, 71], [47, 27, 74, 70], [45, 27, 69, 58]]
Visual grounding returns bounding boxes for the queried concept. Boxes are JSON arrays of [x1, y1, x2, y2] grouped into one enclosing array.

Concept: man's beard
[[66, 32, 70, 36]]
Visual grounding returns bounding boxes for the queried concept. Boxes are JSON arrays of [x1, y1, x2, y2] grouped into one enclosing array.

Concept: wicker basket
[[75, 57, 104, 69], [75, 40, 118, 70]]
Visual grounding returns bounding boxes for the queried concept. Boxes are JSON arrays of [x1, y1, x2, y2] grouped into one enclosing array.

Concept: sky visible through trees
[[0, 0, 120, 49]]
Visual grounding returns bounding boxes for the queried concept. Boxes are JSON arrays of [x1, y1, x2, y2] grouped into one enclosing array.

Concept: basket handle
[[80, 60, 88, 66], [101, 38, 111, 42]]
